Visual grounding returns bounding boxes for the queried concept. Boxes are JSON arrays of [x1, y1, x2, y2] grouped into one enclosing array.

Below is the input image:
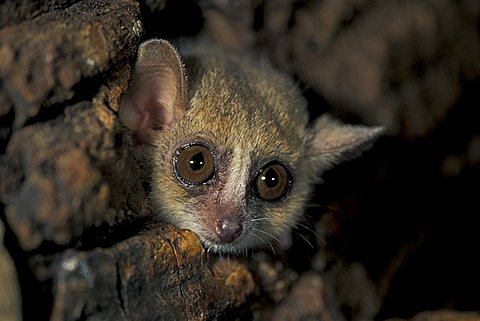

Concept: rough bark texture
[[1, 0, 479, 320], [0, 221, 21, 321], [289, 0, 480, 139], [50, 226, 254, 321], [388, 310, 480, 321]]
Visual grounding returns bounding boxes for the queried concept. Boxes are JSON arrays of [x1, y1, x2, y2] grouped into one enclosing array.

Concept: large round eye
[[254, 162, 292, 202], [174, 143, 215, 186]]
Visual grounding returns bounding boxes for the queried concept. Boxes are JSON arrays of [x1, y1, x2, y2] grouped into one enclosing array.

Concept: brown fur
[[120, 39, 383, 253]]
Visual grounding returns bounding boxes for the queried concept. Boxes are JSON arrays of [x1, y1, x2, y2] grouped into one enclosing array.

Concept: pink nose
[[215, 217, 243, 243]]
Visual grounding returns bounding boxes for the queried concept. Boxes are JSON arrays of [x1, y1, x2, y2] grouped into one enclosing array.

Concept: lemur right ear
[[307, 114, 384, 177], [119, 39, 187, 136]]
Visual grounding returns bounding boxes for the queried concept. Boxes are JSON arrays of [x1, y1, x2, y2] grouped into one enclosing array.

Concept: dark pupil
[[189, 152, 204, 171], [263, 168, 278, 188]]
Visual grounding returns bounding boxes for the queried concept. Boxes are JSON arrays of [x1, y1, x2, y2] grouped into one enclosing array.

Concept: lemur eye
[[254, 162, 292, 202], [174, 143, 215, 186]]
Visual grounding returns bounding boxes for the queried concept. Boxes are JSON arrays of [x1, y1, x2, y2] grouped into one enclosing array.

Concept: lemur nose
[[215, 217, 243, 244]]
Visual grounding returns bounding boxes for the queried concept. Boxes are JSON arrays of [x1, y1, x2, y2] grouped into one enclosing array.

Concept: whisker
[[318, 236, 327, 245], [306, 202, 328, 208], [294, 222, 319, 237], [251, 217, 269, 222], [265, 238, 276, 255], [249, 231, 268, 245], [217, 246, 223, 259], [306, 202, 344, 215], [256, 229, 281, 245], [255, 230, 279, 255], [206, 245, 211, 260], [250, 229, 276, 255], [292, 230, 314, 248]]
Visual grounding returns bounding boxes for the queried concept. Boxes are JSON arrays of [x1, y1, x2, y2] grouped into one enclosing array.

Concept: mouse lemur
[[119, 39, 383, 253]]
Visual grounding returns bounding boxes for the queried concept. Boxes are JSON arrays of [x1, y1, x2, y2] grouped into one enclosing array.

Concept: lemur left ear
[[119, 39, 187, 138], [307, 114, 384, 175]]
